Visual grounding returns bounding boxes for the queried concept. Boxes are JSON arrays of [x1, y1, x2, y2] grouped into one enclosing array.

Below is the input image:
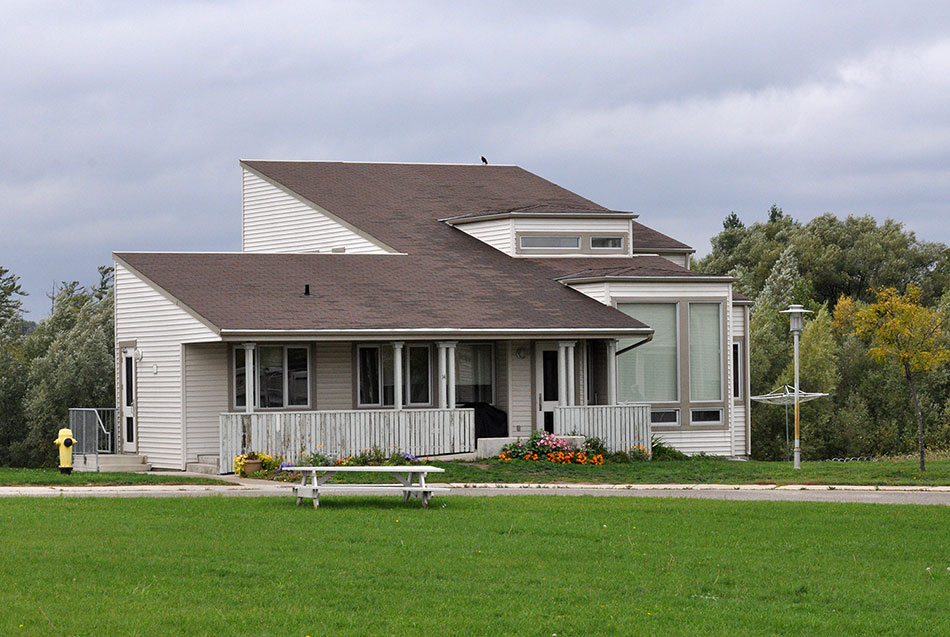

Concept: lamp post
[[780, 304, 811, 469]]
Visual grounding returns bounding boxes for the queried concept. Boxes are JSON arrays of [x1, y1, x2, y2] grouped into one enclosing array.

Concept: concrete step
[[197, 454, 220, 464], [185, 462, 220, 475], [74, 454, 151, 473]]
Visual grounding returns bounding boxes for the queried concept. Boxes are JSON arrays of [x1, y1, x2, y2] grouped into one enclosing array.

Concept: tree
[[0, 266, 26, 323], [845, 286, 950, 471], [15, 285, 114, 466]]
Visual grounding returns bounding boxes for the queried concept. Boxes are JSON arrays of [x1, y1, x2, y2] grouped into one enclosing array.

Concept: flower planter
[[243, 459, 263, 476]]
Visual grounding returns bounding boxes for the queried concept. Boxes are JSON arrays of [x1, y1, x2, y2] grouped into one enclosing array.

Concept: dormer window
[[591, 236, 623, 249], [519, 235, 580, 249]]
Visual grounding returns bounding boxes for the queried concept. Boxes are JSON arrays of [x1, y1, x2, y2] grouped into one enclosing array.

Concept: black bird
[[480, 156, 488, 165]]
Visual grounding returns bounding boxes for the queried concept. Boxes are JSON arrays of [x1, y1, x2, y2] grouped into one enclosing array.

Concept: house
[[112, 161, 751, 473]]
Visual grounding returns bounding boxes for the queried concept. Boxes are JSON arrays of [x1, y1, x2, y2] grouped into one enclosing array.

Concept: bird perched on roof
[[480, 156, 488, 165]]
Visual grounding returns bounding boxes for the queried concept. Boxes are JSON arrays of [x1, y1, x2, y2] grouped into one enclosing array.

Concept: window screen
[[689, 304, 722, 401], [617, 303, 678, 402], [520, 236, 580, 249], [456, 343, 493, 403]]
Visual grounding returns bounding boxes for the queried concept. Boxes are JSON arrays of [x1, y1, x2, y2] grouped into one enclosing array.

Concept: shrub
[[627, 445, 651, 461], [301, 451, 331, 467], [582, 436, 609, 457], [607, 451, 632, 463], [651, 437, 688, 461]]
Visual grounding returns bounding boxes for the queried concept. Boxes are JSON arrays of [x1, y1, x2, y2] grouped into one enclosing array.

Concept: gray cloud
[[2, 0, 949, 316]]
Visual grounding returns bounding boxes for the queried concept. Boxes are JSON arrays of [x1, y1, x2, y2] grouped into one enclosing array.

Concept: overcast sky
[[3, 1, 950, 318]]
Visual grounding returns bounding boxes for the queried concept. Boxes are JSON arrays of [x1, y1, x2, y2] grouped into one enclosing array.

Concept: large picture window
[[689, 303, 722, 401], [358, 344, 431, 407], [456, 343, 493, 403], [616, 303, 678, 402], [234, 345, 310, 409]]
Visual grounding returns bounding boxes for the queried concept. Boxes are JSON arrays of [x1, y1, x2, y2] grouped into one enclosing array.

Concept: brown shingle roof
[[115, 252, 651, 334], [632, 221, 693, 252], [528, 256, 721, 280], [242, 161, 612, 253]]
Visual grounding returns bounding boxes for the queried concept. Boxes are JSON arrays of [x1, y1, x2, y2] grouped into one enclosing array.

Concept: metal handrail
[[68, 408, 116, 472]]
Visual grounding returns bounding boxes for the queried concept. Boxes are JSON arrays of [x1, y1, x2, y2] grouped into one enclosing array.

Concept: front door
[[535, 343, 560, 433], [122, 349, 137, 453]]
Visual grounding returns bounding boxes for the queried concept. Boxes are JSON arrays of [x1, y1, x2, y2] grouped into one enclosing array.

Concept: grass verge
[[312, 458, 950, 486], [0, 468, 229, 486], [1, 496, 947, 635]]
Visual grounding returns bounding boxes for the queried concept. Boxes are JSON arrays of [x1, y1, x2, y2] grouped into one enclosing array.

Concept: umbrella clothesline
[[750, 385, 829, 405]]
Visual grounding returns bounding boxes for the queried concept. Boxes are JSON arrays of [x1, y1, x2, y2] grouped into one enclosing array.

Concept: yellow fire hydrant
[[54, 428, 79, 474]]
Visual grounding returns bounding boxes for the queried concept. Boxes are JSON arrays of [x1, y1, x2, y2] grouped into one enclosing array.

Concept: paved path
[[3, 480, 950, 505]]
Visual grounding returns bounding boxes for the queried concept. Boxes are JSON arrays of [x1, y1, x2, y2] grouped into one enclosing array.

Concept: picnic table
[[282, 465, 448, 508]]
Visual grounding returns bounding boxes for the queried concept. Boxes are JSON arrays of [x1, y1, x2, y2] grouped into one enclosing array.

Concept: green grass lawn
[[0, 468, 229, 486], [315, 457, 950, 486], [1, 496, 948, 635]]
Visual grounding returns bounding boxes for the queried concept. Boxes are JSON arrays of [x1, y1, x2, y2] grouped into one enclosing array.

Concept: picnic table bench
[[282, 465, 448, 508]]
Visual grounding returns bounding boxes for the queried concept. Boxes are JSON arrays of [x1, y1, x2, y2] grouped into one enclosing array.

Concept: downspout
[[615, 333, 653, 356]]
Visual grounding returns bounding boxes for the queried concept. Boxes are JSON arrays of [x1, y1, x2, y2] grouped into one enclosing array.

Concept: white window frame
[[519, 235, 581, 250], [233, 344, 311, 410], [690, 408, 723, 425], [650, 408, 680, 426], [590, 236, 624, 250], [732, 341, 743, 400]]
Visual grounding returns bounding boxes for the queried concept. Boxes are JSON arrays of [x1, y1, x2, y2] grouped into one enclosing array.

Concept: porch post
[[446, 341, 457, 409], [437, 342, 447, 409], [606, 339, 618, 405], [393, 342, 404, 410], [566, 341, 576, 406], [243, 343, 256, 413], [556, 342, 567, 407]]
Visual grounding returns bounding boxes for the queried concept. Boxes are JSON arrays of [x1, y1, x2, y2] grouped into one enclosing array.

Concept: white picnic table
[[282, 465, 448, 508]]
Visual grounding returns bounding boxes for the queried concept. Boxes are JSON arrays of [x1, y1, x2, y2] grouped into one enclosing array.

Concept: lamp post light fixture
[[780, 304, 812, 469]]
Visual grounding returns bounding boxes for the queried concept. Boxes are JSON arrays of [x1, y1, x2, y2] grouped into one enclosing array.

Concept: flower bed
[[498, 432, 666, 464]]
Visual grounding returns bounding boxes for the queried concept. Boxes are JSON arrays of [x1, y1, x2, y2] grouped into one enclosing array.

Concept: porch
[[218, 404, 651, 473]]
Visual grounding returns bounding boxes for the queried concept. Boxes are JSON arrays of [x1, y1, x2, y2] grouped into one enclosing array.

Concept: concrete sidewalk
[[3, 478, 950, 505]]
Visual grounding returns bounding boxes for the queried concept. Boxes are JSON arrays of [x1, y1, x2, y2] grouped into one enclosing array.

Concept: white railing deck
[[220, 408, 475, 473], [553, 404, 651, 455]]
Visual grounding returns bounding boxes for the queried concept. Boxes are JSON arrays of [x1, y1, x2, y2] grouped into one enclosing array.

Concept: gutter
[[560, 275, 734, 284], [218, 327, 654, 341]]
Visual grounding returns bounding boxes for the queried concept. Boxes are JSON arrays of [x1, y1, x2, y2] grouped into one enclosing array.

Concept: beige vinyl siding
[[658, 253, 689, 268], [601, 280, 732, 301], [507, 340, 533, 435], [513, 217, 631, 234], [569, 281, 609, 304], [183, 343, 229, 461], [456, 219, 513, 254], [115, 261, 220, 469], [732, 303, 746, 337], [242, 169, 387, 254], [654, 429, 732, 456], [315, 343, 353, 410], [732, 404, 747, 455]]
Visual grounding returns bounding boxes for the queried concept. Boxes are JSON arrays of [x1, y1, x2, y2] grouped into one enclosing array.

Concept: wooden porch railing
[[219, 408, 475, 473], [553, 404, 651, 455]]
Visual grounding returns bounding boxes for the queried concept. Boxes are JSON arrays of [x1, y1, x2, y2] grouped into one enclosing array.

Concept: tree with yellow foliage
[[838, 286, 950, 471]]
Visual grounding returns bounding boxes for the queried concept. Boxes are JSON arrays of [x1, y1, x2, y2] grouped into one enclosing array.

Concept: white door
[[535, 342, 560, 433], [122, 349, 137, 453]]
